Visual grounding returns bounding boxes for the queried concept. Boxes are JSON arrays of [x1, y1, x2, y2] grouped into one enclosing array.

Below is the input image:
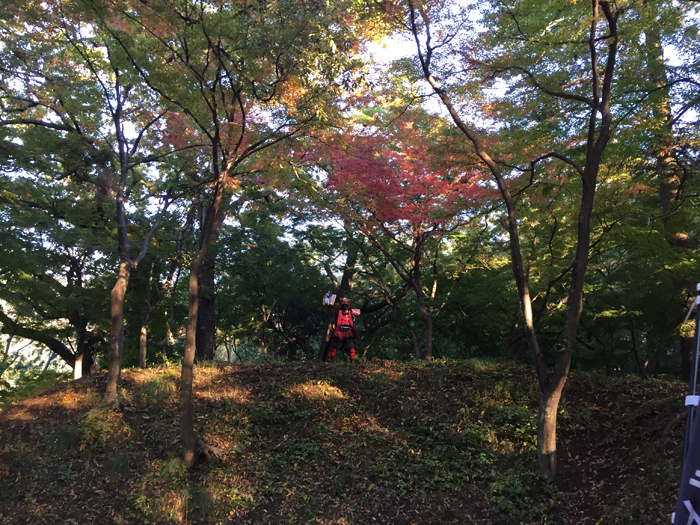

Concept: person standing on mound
[[325, 299, 359, 363]]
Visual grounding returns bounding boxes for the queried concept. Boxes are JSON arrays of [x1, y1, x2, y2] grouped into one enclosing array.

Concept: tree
[[99, 0, 380, 466], [217, 202, 328, 361], [137, 202, 196, 368], [0, 172, 112, 376], [396, 0, 631, 477], [310, 107, 487, 359], [0, 0, 191, 389], [0, 7, 119, 375]]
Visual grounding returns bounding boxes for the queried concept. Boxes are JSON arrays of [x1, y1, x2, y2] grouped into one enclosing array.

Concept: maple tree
[[307, 105, 489, 360], [0, 0, 174, 381], [393, 0, 677, 478], [93, 0, 386, 465]]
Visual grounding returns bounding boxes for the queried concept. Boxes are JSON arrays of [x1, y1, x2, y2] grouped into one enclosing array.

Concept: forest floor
[[0, 359, 687, 524]]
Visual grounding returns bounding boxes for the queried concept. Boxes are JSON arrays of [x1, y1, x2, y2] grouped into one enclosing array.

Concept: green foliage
[[491, 406, 538, 450], [159, 457, 187, 480], [139, 374, 176, 404], [186, 486, 215, 522], [41, 429, 81, 455], [0, 370, 70, 411], [79, 408, 130, 447], [558, 403, 593, 434], [217, 205, 329, 361], [107, 453, 131, 480], [491, 465, 557, 521]]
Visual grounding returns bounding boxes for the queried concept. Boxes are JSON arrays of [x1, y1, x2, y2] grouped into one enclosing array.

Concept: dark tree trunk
[[629, 321, 648, 379], [196, 253, 217, 361], [260, 303, 272, 360], [104, 260, 131, 401], [180, 174, 227, 468], [102, 79, 133, 405], [196, 208, 227, 362], [181, 249, 206, 467], [139, 259, 157, 369], [537, 384, 564, 477], [411, 234, 432, 361], [681, 333, 694, 383]]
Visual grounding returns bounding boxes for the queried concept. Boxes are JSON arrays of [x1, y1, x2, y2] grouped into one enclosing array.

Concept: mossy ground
[[0, 359, 686, 524]]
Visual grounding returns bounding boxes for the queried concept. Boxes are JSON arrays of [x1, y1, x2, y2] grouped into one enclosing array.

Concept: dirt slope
[[0, 360, 686, 524]]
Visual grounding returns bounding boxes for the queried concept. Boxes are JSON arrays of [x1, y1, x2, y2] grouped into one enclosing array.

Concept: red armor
[[326, 301, 359, 362], [333, 309, 358, 339]]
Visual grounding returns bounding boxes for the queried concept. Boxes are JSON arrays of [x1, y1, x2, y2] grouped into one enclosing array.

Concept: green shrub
[[79, 408, 129, 446], [108, 453, 131, 479], [491, 468, 556, 522], [42, 428, 81, 454], [187, 486, 215, 522], [159, 456, 187, 480], [0, 370, 70, 411], [139, 374, 176, 403]]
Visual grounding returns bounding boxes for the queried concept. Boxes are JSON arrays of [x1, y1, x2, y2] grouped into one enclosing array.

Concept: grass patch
[[139, 373, 176, 403]]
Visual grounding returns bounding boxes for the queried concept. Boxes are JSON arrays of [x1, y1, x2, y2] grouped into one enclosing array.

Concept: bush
[[0, 370, 70, 411], [139, 373, 176, 403]]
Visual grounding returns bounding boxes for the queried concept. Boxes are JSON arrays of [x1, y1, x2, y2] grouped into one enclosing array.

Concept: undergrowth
[[0, 359, 686, 524]]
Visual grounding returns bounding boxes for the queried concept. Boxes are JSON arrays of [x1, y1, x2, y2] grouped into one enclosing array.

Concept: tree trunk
[[536, 152, 606, 478], [412, 239, 432, 360], [180, 251, 205, 467], [413, 288, 433, 360], [82, 348, 95, 377], [139, 325, 149, 369], [73, 313, 87, 380], [418, 306, 433, 360], [260, 325, 268, 359], [537, 384, 564, 478], [196, 252, 217, 361], [73, 353, 84, 380], [629, 321, 648, 379], [387, 301, 421, 359], [104, 260, 131, 405], [139, 259, 157, 369], [103, 80, 133, 406], [196, 207, 226, 362], [682, 332, 694, 383], [180, 175, 226, 468]]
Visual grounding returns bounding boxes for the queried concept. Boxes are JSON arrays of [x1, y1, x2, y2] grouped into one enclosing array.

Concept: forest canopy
[[1, 0, 699, 478]]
